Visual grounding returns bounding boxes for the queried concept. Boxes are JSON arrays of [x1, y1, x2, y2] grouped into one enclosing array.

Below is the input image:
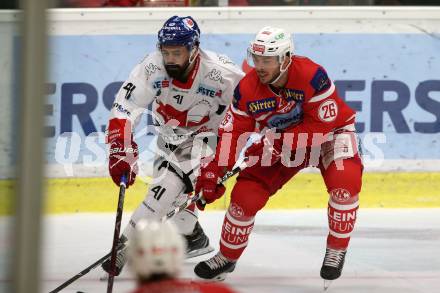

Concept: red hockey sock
[[219, 203, 255, 260], [327, 191, 359, 250]]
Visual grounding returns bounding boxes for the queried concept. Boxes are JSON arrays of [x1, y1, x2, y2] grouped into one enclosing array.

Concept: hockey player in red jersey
[[128, 219, 237, 293], [194, 26, 363, 285]]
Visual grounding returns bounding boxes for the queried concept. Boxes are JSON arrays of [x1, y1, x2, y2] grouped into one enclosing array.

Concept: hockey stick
[[106, 174, 127, 293], [162, 158, 248, 221], [48, 241, 125, 293], [49, 160, 247, 292], [48, 175, 127, 293]]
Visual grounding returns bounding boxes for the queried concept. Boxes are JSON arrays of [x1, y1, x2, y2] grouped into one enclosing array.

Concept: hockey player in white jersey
[[102, 15, 244, 276]]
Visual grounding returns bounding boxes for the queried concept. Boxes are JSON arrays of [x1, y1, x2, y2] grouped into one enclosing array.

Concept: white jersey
[[109, 48, 244, 173], [110, 49, 243, 238], [110, 48, 243, 137]]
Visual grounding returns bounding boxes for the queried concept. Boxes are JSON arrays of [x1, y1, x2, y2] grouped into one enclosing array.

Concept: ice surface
[[2, 209, 440, 292]]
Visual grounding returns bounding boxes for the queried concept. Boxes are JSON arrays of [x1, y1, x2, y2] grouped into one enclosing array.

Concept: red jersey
[[132, 279, 237, 293], [217, 55, 356, 168]]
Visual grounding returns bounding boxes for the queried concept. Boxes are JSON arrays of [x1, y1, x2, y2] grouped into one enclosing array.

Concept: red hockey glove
[[244, 132, 283, 166], [195, 157, 226, 210], [109, 139, 138, 188]]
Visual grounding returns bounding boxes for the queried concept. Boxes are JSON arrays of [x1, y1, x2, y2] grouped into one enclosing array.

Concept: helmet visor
[[247, 47, 281, 70]]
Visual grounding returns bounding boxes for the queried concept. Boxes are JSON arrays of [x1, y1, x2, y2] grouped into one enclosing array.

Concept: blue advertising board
[[46, 33, 440, 168]]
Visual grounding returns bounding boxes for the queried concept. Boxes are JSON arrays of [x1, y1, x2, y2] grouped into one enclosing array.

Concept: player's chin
[[258, 75, 270, 84]]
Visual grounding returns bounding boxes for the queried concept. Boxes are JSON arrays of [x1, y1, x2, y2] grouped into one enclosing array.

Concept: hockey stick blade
[[50, 160, 247, 292], [50, 176, 127, 293], [48, 242, 125, 293], [106, 175, 127, 293], [162, 159, 247, 221]]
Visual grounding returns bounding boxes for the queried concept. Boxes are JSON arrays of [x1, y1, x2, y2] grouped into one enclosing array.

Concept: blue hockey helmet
[[157, 16, 200, 50]]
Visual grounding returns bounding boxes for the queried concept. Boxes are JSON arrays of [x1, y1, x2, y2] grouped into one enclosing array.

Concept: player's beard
[[165, 61, 190, 82]]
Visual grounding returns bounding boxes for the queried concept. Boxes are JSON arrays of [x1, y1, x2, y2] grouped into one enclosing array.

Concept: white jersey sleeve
[[109, 52, 163, 130], [197, 49, 245, 133], [203, 50, 244, 107]]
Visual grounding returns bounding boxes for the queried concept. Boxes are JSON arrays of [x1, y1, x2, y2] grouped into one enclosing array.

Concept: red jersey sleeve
[[284, 65, 355, 149], [215, 82, 256, 169]]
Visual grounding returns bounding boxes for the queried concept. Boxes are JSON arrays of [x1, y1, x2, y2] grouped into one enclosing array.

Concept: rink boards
[[0, 8, 439, 214], [1, 172, 440, 215], [0, 7, 440, 179]]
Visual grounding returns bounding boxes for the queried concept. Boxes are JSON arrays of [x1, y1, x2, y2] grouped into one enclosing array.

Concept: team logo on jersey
[[311, 67, 330, 93], [278, 99, 295, 114], [278, 89, 304, 114], [145, 63, 160, 80], [205, 69, 224, 84], [196, 84, 222, 98], [247, 97, 277, 114], [152, 78, 170, 89], [318, 99, 338, 122]]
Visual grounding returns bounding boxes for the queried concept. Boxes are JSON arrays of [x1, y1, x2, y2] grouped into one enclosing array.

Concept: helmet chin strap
[[167, 46, 198, 82], [269, 55, 291, 85], [188, 46, 198, 65], [182, 46, 199, 77]]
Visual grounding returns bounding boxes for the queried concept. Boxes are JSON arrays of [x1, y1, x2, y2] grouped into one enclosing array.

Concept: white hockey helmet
[[128, 219, 185, 279], [248, 26, 293, 84], [248, 26, 293, 62]]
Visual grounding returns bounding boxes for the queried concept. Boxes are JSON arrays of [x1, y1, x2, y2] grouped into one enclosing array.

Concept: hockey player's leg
[[172, 202, 214, 258], [100, 234, 128, 277], [102, 169, 185, 276], [194, 178, 270, 280], [161, 158, 214, 258], [320, 154, 362, 285], [102, 167, 211, 275]]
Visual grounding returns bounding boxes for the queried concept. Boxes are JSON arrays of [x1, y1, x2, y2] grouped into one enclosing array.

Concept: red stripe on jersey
[[156, 101, 209, 127]]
